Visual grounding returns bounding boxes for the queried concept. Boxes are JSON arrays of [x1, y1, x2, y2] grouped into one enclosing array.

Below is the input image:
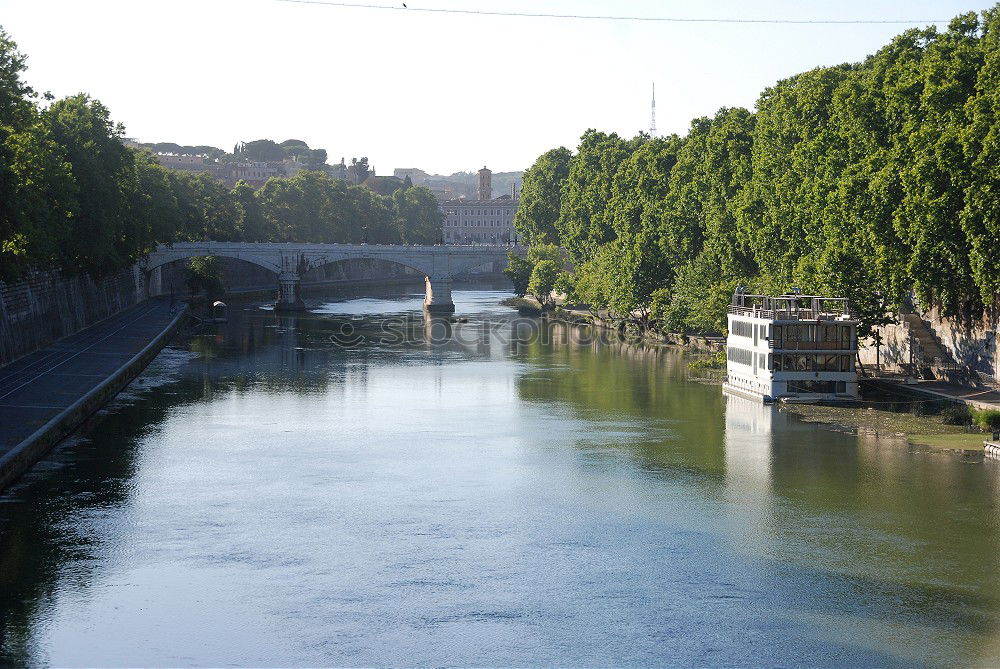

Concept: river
[[1, 288, 999, 667]]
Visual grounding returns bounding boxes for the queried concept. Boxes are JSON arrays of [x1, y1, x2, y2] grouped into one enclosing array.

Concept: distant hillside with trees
[[135, 137, 351, 178], [0, 28, 442, 282], [511, 7, 1000, 338]]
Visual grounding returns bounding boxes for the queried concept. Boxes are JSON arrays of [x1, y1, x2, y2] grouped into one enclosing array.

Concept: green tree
[[44, 94, 134, 274], [528, 259, 560, 306], [256, 171, 352, 243], [0, 119, 77, 280], [169, 171, 240, 242], [503, 251, 532, 296], [242, 138, 285, 162], [960, 6, 1000, 306], [514, 146, 571, 245], [185, 255, 224, 298], [0, 27, 34, 127], [231, 180, 272, 242], [556, 130, 644, 264], [305, 148, 328, 170], [128, 150, 181, 254], [568, 249, 613, 316], [346, 184, 396, 244], [393, 186, 442, 244], [347, 156, 370, 185]]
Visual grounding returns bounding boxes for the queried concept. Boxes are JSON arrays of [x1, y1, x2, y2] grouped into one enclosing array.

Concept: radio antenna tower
[[649, 82, 657, 136]]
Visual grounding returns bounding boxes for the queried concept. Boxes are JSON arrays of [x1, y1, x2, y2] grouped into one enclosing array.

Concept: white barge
[[723, 290, 859, 403]]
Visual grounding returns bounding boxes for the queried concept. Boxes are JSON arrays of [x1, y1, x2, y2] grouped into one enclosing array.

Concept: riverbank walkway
[[868, 377, 1000, 411], [0, 298, 185, 488]]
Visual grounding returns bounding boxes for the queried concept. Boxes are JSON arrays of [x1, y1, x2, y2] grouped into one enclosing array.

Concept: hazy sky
[[0, 0, 993, 174]]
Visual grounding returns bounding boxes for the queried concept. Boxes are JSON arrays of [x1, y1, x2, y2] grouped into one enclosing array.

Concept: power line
[[274, 0, 947, 25]]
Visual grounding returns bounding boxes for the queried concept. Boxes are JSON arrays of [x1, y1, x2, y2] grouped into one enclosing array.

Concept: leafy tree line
[[138, 138, 334, 170], [511, 7, 1000, 339], [0, 28, 442, 283]]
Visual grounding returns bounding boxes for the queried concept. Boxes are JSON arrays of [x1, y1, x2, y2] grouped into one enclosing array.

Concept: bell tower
[[477, 166, 492, 200]]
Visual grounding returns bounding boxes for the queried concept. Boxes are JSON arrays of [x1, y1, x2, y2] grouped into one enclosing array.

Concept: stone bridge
[[142, 242, 515, 313]]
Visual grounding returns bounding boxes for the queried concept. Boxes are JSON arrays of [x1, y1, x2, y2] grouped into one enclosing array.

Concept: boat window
[[819, 354, 838, 371]]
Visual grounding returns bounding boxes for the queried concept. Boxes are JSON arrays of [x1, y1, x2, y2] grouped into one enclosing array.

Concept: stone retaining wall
[[924, 304, 997, 379], [0, 267, 144, 367], [858, 306, 998, 382]]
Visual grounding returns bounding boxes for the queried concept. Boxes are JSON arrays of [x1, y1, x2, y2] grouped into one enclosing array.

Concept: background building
[[442, 167, 520, 245]]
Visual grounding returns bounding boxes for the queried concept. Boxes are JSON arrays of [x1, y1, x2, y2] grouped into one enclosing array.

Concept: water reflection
[[3, 291, 1000, 666], [723, 393, 778, 553]]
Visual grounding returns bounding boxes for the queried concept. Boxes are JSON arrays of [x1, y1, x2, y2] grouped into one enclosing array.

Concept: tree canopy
[[512, 7, 1000, 336]]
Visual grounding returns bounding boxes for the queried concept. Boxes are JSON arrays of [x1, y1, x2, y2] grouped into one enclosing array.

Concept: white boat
[[723, 289, 859, 403]]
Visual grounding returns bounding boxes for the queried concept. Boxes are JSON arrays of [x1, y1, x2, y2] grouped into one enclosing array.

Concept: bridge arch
[[450, 255, 509, 278], [144, 242, 514, 313], [143, 247, 282, 275], [300, 253, 434, 279]]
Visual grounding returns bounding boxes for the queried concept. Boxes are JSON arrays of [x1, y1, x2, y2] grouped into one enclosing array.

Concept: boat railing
[[730, 305, 854, 321], [769, 340, 858, 351], [728, 305, 775, 318]]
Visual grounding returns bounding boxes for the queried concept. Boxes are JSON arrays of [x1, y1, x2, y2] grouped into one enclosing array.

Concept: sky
[[0, 0, 995, 174]]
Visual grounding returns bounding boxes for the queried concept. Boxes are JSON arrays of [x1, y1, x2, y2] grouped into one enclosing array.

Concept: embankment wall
[[0, 267, 144, 367], [858, 307, 997, 381]]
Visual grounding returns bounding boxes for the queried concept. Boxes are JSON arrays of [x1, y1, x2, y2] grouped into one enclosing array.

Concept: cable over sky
[[274, 0, 948, 25]]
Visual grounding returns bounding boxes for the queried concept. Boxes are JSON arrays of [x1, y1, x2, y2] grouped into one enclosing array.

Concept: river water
[[2, 288, 1000, 667]]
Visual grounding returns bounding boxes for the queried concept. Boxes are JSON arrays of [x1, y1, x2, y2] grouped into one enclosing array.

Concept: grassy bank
[[782, 399, 993, 453]]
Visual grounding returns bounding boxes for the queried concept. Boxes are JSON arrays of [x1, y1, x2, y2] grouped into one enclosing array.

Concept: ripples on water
[[1, 288, 1000, 667]]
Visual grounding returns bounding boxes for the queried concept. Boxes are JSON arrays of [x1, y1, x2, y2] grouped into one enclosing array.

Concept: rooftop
[[729, 290, 855, 321], [443, 196, 519, 205]]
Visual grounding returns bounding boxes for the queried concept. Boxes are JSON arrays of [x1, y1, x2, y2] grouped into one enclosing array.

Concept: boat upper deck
[[728, 291, 855, 323]]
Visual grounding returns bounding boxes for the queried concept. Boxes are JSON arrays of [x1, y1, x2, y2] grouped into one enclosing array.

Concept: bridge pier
[[147, 265, 163, 297], [276, 271, 304, 311], [424, 276, 455, 314]]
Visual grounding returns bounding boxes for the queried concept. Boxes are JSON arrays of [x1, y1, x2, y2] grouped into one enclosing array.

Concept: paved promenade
[[869, 377, 1000, 411], [911, 380, 1000, 410], [0, 298, 182, 460]]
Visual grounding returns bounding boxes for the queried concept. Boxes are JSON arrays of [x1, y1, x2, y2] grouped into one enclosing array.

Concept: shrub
[[688, 350, 726, 371], [941, 404, 972, 425], [972, 408, 1000, 431]]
